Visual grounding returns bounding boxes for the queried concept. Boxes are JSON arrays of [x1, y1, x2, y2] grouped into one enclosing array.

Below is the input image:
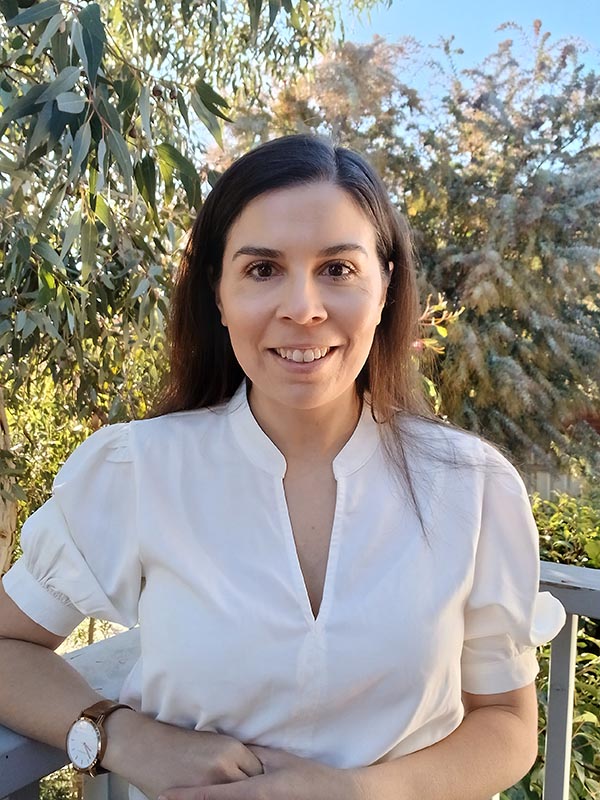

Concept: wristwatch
[[65, 699, 134, 776]]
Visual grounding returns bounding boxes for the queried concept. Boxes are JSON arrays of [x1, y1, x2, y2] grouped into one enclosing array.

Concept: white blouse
[[3, 381, 566, 783]]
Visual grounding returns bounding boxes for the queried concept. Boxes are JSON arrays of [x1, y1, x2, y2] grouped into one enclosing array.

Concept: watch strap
[[82, 699, 134, 725]]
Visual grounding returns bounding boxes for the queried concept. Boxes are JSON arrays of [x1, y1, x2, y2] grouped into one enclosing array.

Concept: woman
[[0, 134, 566, 800]]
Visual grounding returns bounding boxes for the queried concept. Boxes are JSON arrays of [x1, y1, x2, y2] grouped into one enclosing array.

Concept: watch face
[[66, 718, 101, 769]]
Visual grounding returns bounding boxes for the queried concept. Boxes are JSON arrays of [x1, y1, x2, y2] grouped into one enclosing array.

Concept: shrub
[[504, 489, 600, 799]]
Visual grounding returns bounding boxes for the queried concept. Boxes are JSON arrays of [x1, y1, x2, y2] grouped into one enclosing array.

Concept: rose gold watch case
[[66, 700, 134, 776], [65, 717, 105, 775]]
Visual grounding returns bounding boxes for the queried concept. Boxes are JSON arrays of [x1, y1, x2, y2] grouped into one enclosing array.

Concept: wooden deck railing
[[1, 560, 599, 800]]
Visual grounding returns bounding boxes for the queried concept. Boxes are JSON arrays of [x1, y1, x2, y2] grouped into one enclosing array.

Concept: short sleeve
[[460, 443, 566, 694], [2, 423, 142, 637]]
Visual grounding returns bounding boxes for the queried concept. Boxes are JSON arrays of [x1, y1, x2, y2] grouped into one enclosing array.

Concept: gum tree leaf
[[95, 137, 107, 192], [195, 80, 230, 112], [22, 313, 38, 339], [27, 101, 52, 154], [35, 181, 67, 236], [38, 66, 80, 104], [51, 24, 69, 71], [156, 142, 201, 208], [0, 83, 48, 128], [39, 265, 56, 290], [115, 76, 140, 112], [268, 0, 281, 28], [134, 153, 157, 208], [78, 3, 106, 84], [247, 0, 262, 33], [155, 142, 199, 185], [176, 91, 189, 128], [15, 309, 27, 333], [97, 138, 107, 172], [56, 91, 86, 114], [139, 85, 153, 145], [33, 12, 64, 59], [132, 276, 151, 299], [60, 207, 82, 260], [48, 103, 72, 144], [0, 0, 18, 24], [7, 0, 60, 27], [71, 19, 88, 74], [194, 79, 232, 122], [33, 241, 63, 269], [106, 128, 133, 191], [69, 120, 91, 181], [134, 154, 160, 225], [80, 218, 97, 281], [189, 90, 223, 147], [97, 96, 120, 131], [94, 195, 117, 239]]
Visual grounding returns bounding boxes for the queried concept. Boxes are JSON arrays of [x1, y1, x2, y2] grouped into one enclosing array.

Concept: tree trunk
[[0, 387, 17, 576]]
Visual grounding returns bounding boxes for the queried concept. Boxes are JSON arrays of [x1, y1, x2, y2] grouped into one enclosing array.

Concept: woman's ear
[[214, 284, 227, 327], [379, 261, 394, 310]]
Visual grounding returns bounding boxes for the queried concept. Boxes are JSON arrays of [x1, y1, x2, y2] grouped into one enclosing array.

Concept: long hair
[[151, 134, 427, 419], [149, 134, 496, 543]]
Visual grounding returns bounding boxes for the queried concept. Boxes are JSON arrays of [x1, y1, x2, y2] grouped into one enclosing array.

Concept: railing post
[[543, 612, 578, 800], [82, 774, 109, 800]]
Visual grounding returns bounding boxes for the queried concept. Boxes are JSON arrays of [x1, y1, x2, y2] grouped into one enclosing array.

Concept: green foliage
[[509, 630, 600, 800], [6, 345, 164, 543], [535, 490, 600, 568], [0, 0, 380, 430], [0, 0, 381, 519], [40, 765, 79, 800], [502, 490, 600, 800]]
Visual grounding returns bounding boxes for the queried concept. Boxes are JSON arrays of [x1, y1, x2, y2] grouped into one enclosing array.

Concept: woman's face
[[216, 181, 390, 414]]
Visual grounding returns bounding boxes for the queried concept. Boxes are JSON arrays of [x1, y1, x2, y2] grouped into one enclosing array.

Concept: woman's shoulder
[[393, 412, 514, 472], [128, 399, 232, 450], [56, 404, 231, 474]]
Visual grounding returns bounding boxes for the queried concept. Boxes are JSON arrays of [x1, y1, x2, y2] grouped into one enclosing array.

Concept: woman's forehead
[[223, 182, 377, 255]]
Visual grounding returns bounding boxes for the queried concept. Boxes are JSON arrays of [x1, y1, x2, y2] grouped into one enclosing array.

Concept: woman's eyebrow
[[231, 243, 368, 260]]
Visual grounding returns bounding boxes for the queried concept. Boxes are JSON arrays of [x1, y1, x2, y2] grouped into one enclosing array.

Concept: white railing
[[0, 631, 137, 800], [1, 561, 599, 800]]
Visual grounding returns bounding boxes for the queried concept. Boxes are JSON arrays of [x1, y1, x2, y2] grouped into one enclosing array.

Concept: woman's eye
[[325, 261, 353, 279], [249, 262, 275, 280]]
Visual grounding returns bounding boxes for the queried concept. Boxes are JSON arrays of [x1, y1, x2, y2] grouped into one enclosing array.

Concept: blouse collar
[[227, 380, 381, 479]]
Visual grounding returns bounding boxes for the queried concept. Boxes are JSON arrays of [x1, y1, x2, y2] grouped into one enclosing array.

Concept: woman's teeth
[[275, 347, 330, 363]]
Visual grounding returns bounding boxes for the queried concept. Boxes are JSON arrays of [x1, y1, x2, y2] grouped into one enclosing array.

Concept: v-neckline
[[277, 475, 343, 627], [226, 380, 382, 626]]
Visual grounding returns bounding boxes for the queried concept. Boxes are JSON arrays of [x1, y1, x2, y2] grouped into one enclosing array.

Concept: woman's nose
[[276, 275, 327, 324]]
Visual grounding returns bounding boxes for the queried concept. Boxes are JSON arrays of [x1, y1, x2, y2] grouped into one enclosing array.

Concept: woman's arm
[[159, 684, 538, 800], [354, 683, 539, 800], [0, 582, 264, 799]]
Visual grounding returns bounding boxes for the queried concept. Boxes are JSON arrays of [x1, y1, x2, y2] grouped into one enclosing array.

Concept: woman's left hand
[[158, 744, 366, 800]]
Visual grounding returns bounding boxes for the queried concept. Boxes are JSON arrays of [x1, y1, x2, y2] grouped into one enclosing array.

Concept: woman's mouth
[[271, 346, 334, 363]]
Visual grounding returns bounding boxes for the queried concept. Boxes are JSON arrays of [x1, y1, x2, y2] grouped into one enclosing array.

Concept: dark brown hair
[[151, 133, 428, 420], [150, 134, 494, 543]]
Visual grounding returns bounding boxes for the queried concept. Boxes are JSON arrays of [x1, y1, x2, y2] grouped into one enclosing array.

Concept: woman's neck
[[247, 384, 362, 466]]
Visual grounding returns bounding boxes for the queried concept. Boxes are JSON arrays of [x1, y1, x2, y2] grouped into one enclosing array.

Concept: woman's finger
[[159, 777, 263, 800], [245, 743, 306, 773]]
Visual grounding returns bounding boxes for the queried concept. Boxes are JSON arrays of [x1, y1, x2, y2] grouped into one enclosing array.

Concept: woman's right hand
[[102, 708, 264, 799]]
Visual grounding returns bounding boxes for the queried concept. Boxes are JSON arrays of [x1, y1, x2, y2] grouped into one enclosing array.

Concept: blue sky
[[344, 0, 599, 71]]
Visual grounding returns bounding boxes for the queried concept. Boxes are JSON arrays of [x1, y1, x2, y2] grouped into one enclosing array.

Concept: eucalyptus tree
[[0, 0, 384, 571]]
